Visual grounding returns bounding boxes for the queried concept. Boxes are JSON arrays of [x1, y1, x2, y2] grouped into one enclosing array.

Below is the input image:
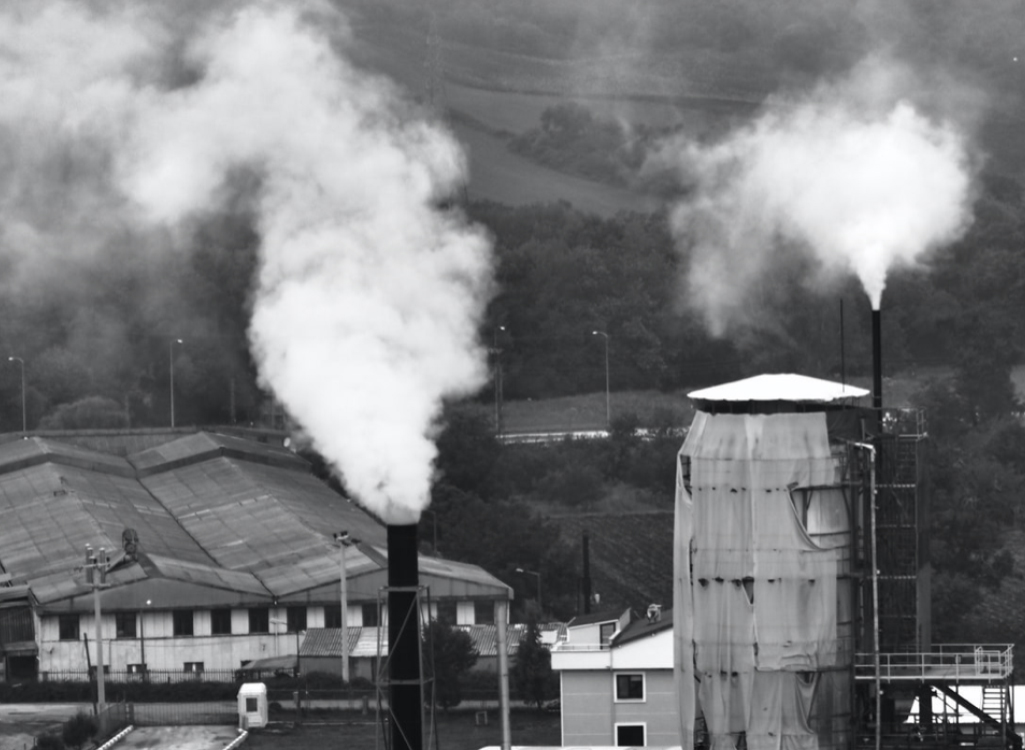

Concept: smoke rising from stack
[[0, 2, 493, 524], [661, 58, 976, 334]]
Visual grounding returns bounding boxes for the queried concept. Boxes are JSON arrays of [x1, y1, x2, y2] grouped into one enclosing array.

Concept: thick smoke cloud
[[1, 2, 493, 524], [662, 59, 976, 335]]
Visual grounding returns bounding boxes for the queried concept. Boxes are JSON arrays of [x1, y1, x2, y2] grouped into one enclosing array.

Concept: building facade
[[552, 607, 677, 747], [0, 429, 512, 680]]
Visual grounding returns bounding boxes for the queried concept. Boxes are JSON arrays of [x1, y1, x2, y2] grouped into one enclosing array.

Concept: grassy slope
[[345, 13, 760, 216]]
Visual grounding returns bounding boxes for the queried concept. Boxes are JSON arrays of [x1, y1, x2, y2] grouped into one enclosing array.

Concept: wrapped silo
[[674, 374, 868, 750]]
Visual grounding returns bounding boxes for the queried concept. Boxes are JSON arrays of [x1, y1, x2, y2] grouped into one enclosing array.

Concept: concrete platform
[[115, 726, 242, 750]]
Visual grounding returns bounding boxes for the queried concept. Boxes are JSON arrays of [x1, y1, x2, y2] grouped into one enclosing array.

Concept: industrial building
[[0, 429, 512, 682], [554, 371, 1016, 750]]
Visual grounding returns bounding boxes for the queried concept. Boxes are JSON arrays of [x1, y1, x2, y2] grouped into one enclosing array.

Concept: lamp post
[[270, 618, 302, 675], [492, 325, 506, 434], [333, 531, 359, 684], [7, 357, 25, 434], [591, 331, 610, 428], [169, 338, 183, 428], [515, 567, 542, 613]]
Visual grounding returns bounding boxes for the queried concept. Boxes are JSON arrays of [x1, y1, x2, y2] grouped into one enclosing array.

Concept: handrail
[[854, 645, 1014, 681]]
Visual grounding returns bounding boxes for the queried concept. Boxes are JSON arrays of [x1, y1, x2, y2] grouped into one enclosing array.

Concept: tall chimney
[[582, 532, 592, 615], [872, 309, 882, 415], [388, 524, 423, 750]]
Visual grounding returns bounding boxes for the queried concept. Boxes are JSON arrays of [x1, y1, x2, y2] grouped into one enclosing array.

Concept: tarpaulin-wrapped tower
[[674, 374, 869, 750]]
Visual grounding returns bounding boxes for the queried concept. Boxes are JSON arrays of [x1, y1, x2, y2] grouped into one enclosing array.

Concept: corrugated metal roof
[[147, 554, 269, 597], [140, 457, 385, 580], [0, 432, 509, 609], [129, 432, 308, 475], [689, 374, 869, 403]]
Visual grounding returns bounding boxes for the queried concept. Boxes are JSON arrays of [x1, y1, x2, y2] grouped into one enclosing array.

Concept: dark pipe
[[872, 309, 882, 414], [388, 524, 422, 750], [582, 532, 592, 615]]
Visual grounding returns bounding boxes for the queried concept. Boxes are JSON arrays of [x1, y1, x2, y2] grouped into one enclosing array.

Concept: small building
[[551, 605, 676, 747]]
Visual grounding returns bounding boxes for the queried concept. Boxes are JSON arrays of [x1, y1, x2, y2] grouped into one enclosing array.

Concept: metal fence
[[39, 668, 240, 683]]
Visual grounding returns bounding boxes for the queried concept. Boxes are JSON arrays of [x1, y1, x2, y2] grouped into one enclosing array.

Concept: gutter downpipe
[[855, 441, 880, 750]]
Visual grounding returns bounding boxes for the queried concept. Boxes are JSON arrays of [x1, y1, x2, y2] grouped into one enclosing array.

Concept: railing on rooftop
[[855, 645, 1013, 681]]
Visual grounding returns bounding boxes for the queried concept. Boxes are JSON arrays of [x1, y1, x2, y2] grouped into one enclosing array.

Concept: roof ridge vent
[[646, 603, 662, 624]]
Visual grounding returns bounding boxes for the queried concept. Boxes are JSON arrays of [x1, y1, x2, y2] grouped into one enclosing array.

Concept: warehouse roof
[[0, 430, 510, 611]]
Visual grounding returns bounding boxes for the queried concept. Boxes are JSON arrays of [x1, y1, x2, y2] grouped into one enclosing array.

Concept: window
[[115, 613, 136, 639], [245, 697, 258, 712], [436, 601, 457, 624], [615, 723, 646, 746], [172, 610, 194, 637], [211, 608, 232, 635], [58, 614, 80, 641], [361, 603, 379, 627], [184, 662, 204, 674], [324, 605, 342, 629], [474, 600, 494, 624], [599, 622, 616, 646], [615, 673, 645, 702], [286, 606, 307, 632], [127, 663, 147, 674], [249, 608, 269, 634]]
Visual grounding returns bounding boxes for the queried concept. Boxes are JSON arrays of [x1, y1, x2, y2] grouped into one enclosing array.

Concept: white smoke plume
[[663, 59, 976, 335], [0, 2, 493, 525]]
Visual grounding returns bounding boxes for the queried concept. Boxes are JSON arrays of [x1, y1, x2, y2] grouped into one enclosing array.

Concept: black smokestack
[[872, 308, 882, 415], [388, 524, 422, 750], [582, 532, 592, 615]]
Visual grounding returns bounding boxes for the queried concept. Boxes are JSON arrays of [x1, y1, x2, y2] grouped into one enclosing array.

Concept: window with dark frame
[[473, 600, 494, 624], [286, 606, 307, 632], [115, 612, 136, 639], [184, 661, 204, 673], [58, 614, 80, 641], [615, 673, 645, 701], [324, 605, 342, 629], [436, 601, 457, 624], [211, 608, 232, 635], [127, 663, 147, 674], [599, 622, 616, 646], [246, 697, 258, 712], [361, 603, 379, 627], [248, 608, 269, 634], [616, 724, 645, 746], [172, 610, 194, 637]]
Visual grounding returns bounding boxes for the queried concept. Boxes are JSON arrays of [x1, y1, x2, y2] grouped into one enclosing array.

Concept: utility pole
[[84, 546, 109, 716], [334, 531, 359, 684]]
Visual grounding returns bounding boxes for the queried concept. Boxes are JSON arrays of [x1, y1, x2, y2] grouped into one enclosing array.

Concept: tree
[[38, 396, 128, 430], [424, 619, 478, 710], [511, 618, 557, 710]]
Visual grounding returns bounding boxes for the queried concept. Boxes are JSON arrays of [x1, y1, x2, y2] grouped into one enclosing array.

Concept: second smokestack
[[872, 308, 882, 415], [388, 524, 423, 750]]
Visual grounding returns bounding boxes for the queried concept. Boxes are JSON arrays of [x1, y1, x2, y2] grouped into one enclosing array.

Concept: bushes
[[62, 713, 97, 750]]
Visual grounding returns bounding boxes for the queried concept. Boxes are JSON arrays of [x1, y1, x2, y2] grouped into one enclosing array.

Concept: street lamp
[[492, 325, 506, 434], [270, 618, 303, 676], [515, 567, 542, 612], [169, 339, 183, 428], [7, 357, 25, 434], [592, 331, 610, 428], [333, 531, 359, 684]]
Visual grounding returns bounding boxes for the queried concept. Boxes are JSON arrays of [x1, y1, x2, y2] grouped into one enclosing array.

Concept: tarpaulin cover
[[675, 412, 840, 750]]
